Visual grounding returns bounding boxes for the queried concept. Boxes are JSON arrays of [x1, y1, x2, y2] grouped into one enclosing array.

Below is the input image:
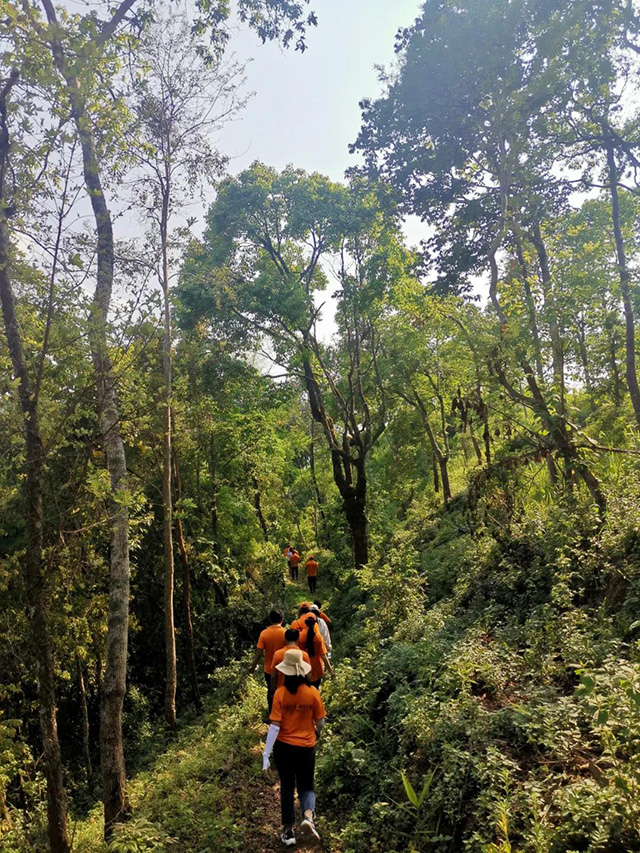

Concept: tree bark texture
[[0, 71, 71, 853], [160, 190, 177, 730], [40, 23, 132, 829], [606, 140, 640, 430], [302, 352, 370, 568], [173, 447, 202, 713]]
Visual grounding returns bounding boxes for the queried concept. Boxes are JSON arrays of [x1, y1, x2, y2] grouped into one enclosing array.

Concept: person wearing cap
[[263, 648, 326, 847], [310, 604, 332, 657], [305, 554, 319, 593], [248, 609, 286, 710], [299, 615, 333, 688], [270, 629, 311, 692]]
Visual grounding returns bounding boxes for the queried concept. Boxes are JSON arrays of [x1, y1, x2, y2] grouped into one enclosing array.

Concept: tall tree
[[0, 69, 70, 853], [353, 0, 610, 512], [179, 167, 407, 567], [129, 16, 246, 728]]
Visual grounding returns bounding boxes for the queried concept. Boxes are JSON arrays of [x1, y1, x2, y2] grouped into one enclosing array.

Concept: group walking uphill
[[249, 602, 335, 847], [284, 544, 320, 594]]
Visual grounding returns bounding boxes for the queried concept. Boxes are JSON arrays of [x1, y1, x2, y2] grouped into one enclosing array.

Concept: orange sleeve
[[270, 689, 283, 724], [312, 690, 326, 721], [257, 630, 266, 650], [319, 612, 331, 624], [317, 635, 327, 656]]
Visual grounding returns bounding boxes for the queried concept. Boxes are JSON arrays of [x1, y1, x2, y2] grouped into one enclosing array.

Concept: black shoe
[[281, 826, 296, 847]]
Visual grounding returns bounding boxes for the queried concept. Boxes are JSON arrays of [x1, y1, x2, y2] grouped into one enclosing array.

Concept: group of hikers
[[248, 600, 334, 847], [284, 544, 319, 594]]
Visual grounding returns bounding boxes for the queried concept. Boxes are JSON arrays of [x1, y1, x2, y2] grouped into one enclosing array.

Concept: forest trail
[[246, 738, 329, 853], [71, 584, 340, 852]]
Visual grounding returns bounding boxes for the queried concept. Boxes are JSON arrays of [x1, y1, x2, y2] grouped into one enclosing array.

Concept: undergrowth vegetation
[[319, 477, 640, 852]]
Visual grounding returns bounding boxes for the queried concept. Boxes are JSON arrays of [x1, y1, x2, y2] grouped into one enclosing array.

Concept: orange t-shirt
[[317, 610, 331, 624], [306, 559, 318, 577], [291, 612, 316, 633], [271, 647, 311, 687], [270, 683, 325, 747], [257, 624, 286, 673], [289, 552, 301, 567], [298, 629, 327, 682]]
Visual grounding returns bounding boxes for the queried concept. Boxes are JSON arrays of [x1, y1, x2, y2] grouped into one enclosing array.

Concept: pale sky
[[213, 0, 428, 343], [218, 0, 423, 189]]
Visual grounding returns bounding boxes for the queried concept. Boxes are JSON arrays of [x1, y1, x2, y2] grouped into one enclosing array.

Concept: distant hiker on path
[[299, 616, 333, 689], [263, 648, 325, 847], [289, 548, 301, 581], [271, 629, 311, 692], [248, 609, 286, 710], [284, 544, 293, 577], [305, 554, 319, 593], [311, 603, 331, 657]]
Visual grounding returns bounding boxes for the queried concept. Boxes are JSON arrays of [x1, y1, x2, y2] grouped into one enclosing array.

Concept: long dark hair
[[284, 674, 306, 695], [305, 616, 317, 658]]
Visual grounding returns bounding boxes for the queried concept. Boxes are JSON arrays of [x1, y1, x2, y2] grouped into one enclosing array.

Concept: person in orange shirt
[[288, 548, 301, 581], [270, 629, 311, 692], [291, 603, 317, 632], [248, 609, 286, 710], [263, 648, 326, 847], [298, 616, 333, 688], [305, 554, 319, 594]]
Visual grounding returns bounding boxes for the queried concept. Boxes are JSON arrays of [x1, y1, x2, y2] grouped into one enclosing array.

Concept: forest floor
[[72, 583, 340, 852]]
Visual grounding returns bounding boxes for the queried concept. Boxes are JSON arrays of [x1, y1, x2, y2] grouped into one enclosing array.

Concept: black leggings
[[308, 576, 317, 593], [289, 564, 299, 580], [264, 673, 275, 711], [273, 740, 316, 826]]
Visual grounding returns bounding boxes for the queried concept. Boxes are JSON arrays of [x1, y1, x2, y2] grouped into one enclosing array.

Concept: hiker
[[284, 543, 293, 578], [291, 602, 316, 632], [289, 548, 301, 581], [310, 604, 331, 658], [299, 615, 333, 689], [271, 629, 311, 691], [263, 648, 325, 847], [248, 608, 286, 710], [305, 553, 319, 593]]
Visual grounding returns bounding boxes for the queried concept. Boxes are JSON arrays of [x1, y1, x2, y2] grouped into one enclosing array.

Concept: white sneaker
[[281, 826, 296, 847], [300, 816, 320, 842]]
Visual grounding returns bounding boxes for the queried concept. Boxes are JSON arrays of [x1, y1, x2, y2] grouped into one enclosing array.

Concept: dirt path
[[242, 742, 331, 852]]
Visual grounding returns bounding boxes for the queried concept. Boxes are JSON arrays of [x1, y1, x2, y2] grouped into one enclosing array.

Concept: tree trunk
[[209, 436, 219, 549], [160, 190, 177, 731], [0, 71, 71, 853], [608, 327, 623, 406], [344, 490, 368, 569], [66, 74, 131, 841], [173, 448, 202, 714], [76, 654, 92, 782], [468, 418, 483, 466], [252, 474, 269, 541], [309, 420, 325, 532], [606, 139, 640, 429]]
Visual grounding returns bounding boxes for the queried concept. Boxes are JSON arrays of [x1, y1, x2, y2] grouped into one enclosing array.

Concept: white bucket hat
[[275, 648, 312, 677]]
